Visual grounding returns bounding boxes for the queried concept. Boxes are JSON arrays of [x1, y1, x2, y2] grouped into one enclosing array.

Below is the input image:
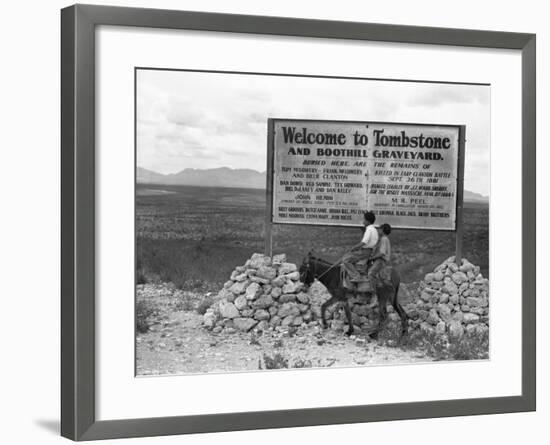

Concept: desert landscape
[[135, 174, 489, 376]]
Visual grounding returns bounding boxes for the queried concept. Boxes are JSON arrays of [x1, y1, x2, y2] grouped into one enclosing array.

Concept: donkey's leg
[[368, 289, 388, 339], [392, 294, 409, 339], [342, 293, 354, 336], [388, 283, 408, 339], [320, 294, 338, 329]]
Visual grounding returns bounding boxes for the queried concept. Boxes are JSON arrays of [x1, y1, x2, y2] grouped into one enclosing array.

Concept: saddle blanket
[[341, 263, 393, 292]]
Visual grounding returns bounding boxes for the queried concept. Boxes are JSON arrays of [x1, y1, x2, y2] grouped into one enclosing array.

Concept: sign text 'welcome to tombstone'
[[268, 119, 464, 230]]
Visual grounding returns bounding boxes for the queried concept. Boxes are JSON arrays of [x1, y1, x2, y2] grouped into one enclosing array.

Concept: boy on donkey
[[341, 211, 378, 283], [368, 223, 392, 284]]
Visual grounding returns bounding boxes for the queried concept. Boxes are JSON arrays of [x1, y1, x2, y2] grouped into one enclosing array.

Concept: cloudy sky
[[137, 69, 490, 196]]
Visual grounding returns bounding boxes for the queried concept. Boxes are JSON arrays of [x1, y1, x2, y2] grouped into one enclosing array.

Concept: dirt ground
[[136, 284, 432, 376]]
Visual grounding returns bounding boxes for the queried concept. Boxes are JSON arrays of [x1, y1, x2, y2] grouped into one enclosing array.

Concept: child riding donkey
[[341, 211, 392, 293]]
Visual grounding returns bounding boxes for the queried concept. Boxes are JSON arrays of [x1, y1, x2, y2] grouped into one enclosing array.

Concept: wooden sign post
[[455, 125, 466, 265], [265, 119, 275, 257]]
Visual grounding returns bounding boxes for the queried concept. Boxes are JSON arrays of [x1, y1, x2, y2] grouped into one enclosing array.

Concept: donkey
[[298, 252, 408, 339]]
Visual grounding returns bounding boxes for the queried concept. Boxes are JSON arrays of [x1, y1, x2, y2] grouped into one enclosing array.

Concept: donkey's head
[[299, 251, 315, 290]]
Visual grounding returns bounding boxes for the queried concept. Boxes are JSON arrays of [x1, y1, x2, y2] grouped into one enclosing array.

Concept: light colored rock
[[235, 273, 247, 282], [272, 253, 287, 264], [452, 311, 464, 323], [418, 309, 429, 321], [286, 271, 301, 281], [475, 324, 489, 335], [233, 317, 258, 332], [282, 281, 303, 294], [272, 276, 286, 288], [420, 322, 433, 333], [435, 321, 446, 335], [463, 313, 480, 324], [255, 320, 269, 331], [427, 308, 440, 325], [223, 280, 233, 289], [452, 271, 468, 284], [217, 284, 235, 300], [458, 282, 470, 293], [466, 297, 484, 308], [442, 281, 459, 295], [296, 292, 309, 304], [449, 294, 459, 305], [240, 309, 254, 318], [424, 273, 435, 283], [219, 301, 240, 319], [234, 295, 248, 311], [279, 294, 296, 303], [278, 262, 298, 275], [271, 287, 282, 298], [420, 291, 432, 302], [203, 311, 217, 329], [245, 282, 262, 300], [248, 253, 272, 269], [448, 321, 464, 339], [256, 266, 277, 280], [230, 280, 248, 295], [437, 304, 452, 323], [281, 315, 295, 327], [252, 294, 273, 309], [292, 316, 303, 326], [254, 309, 270, 320], [278, 302, 301, 318], [470, 307, 485, 315]]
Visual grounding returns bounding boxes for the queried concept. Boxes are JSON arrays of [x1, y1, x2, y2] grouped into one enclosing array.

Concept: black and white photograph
[[135, 68, 490, 375]]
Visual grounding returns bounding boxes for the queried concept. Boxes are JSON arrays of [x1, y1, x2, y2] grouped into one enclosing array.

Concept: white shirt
[[361, 224, 379, 248]]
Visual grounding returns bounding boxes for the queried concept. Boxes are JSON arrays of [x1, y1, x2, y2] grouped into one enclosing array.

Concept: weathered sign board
[[265, 118, 466, 257]]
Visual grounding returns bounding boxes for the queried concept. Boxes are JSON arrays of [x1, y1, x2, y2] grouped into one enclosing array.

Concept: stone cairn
[[405, 256, 489, 339], [203, 253, 314, 334], [202, 253, 489, 339], [203, 253, 401, 334]]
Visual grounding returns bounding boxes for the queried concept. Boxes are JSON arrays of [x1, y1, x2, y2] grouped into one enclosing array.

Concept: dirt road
[[137, 308, 432, 376]]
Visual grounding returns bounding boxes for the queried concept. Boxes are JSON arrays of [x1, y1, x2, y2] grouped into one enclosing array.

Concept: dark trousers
[[368, 258, 386, 282], [342, 247, 373, 280]]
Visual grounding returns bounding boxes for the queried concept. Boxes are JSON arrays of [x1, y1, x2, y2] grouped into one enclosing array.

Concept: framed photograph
[[61, 4, 536, 441]]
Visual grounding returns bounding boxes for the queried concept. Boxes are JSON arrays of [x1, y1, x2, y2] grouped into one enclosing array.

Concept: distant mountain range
[[137, 166, 488, 202], [463, 190, 489, 202], [137, 167, 266, 189]]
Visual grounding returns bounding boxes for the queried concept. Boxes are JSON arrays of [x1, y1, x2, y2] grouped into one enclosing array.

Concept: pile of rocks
[[203, 253, 319, 334], [202, 253, 489, 339], [405, 256, 489, 339]]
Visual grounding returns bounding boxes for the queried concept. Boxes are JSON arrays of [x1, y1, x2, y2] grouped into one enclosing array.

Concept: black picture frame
[[61, 4, 536, 441]]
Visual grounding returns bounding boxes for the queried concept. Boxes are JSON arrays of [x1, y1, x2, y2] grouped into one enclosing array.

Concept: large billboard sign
[[267, 119, 465, 231]]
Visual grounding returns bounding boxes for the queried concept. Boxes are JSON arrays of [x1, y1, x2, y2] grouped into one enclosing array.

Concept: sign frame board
[[265, 118, 466, 260]]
